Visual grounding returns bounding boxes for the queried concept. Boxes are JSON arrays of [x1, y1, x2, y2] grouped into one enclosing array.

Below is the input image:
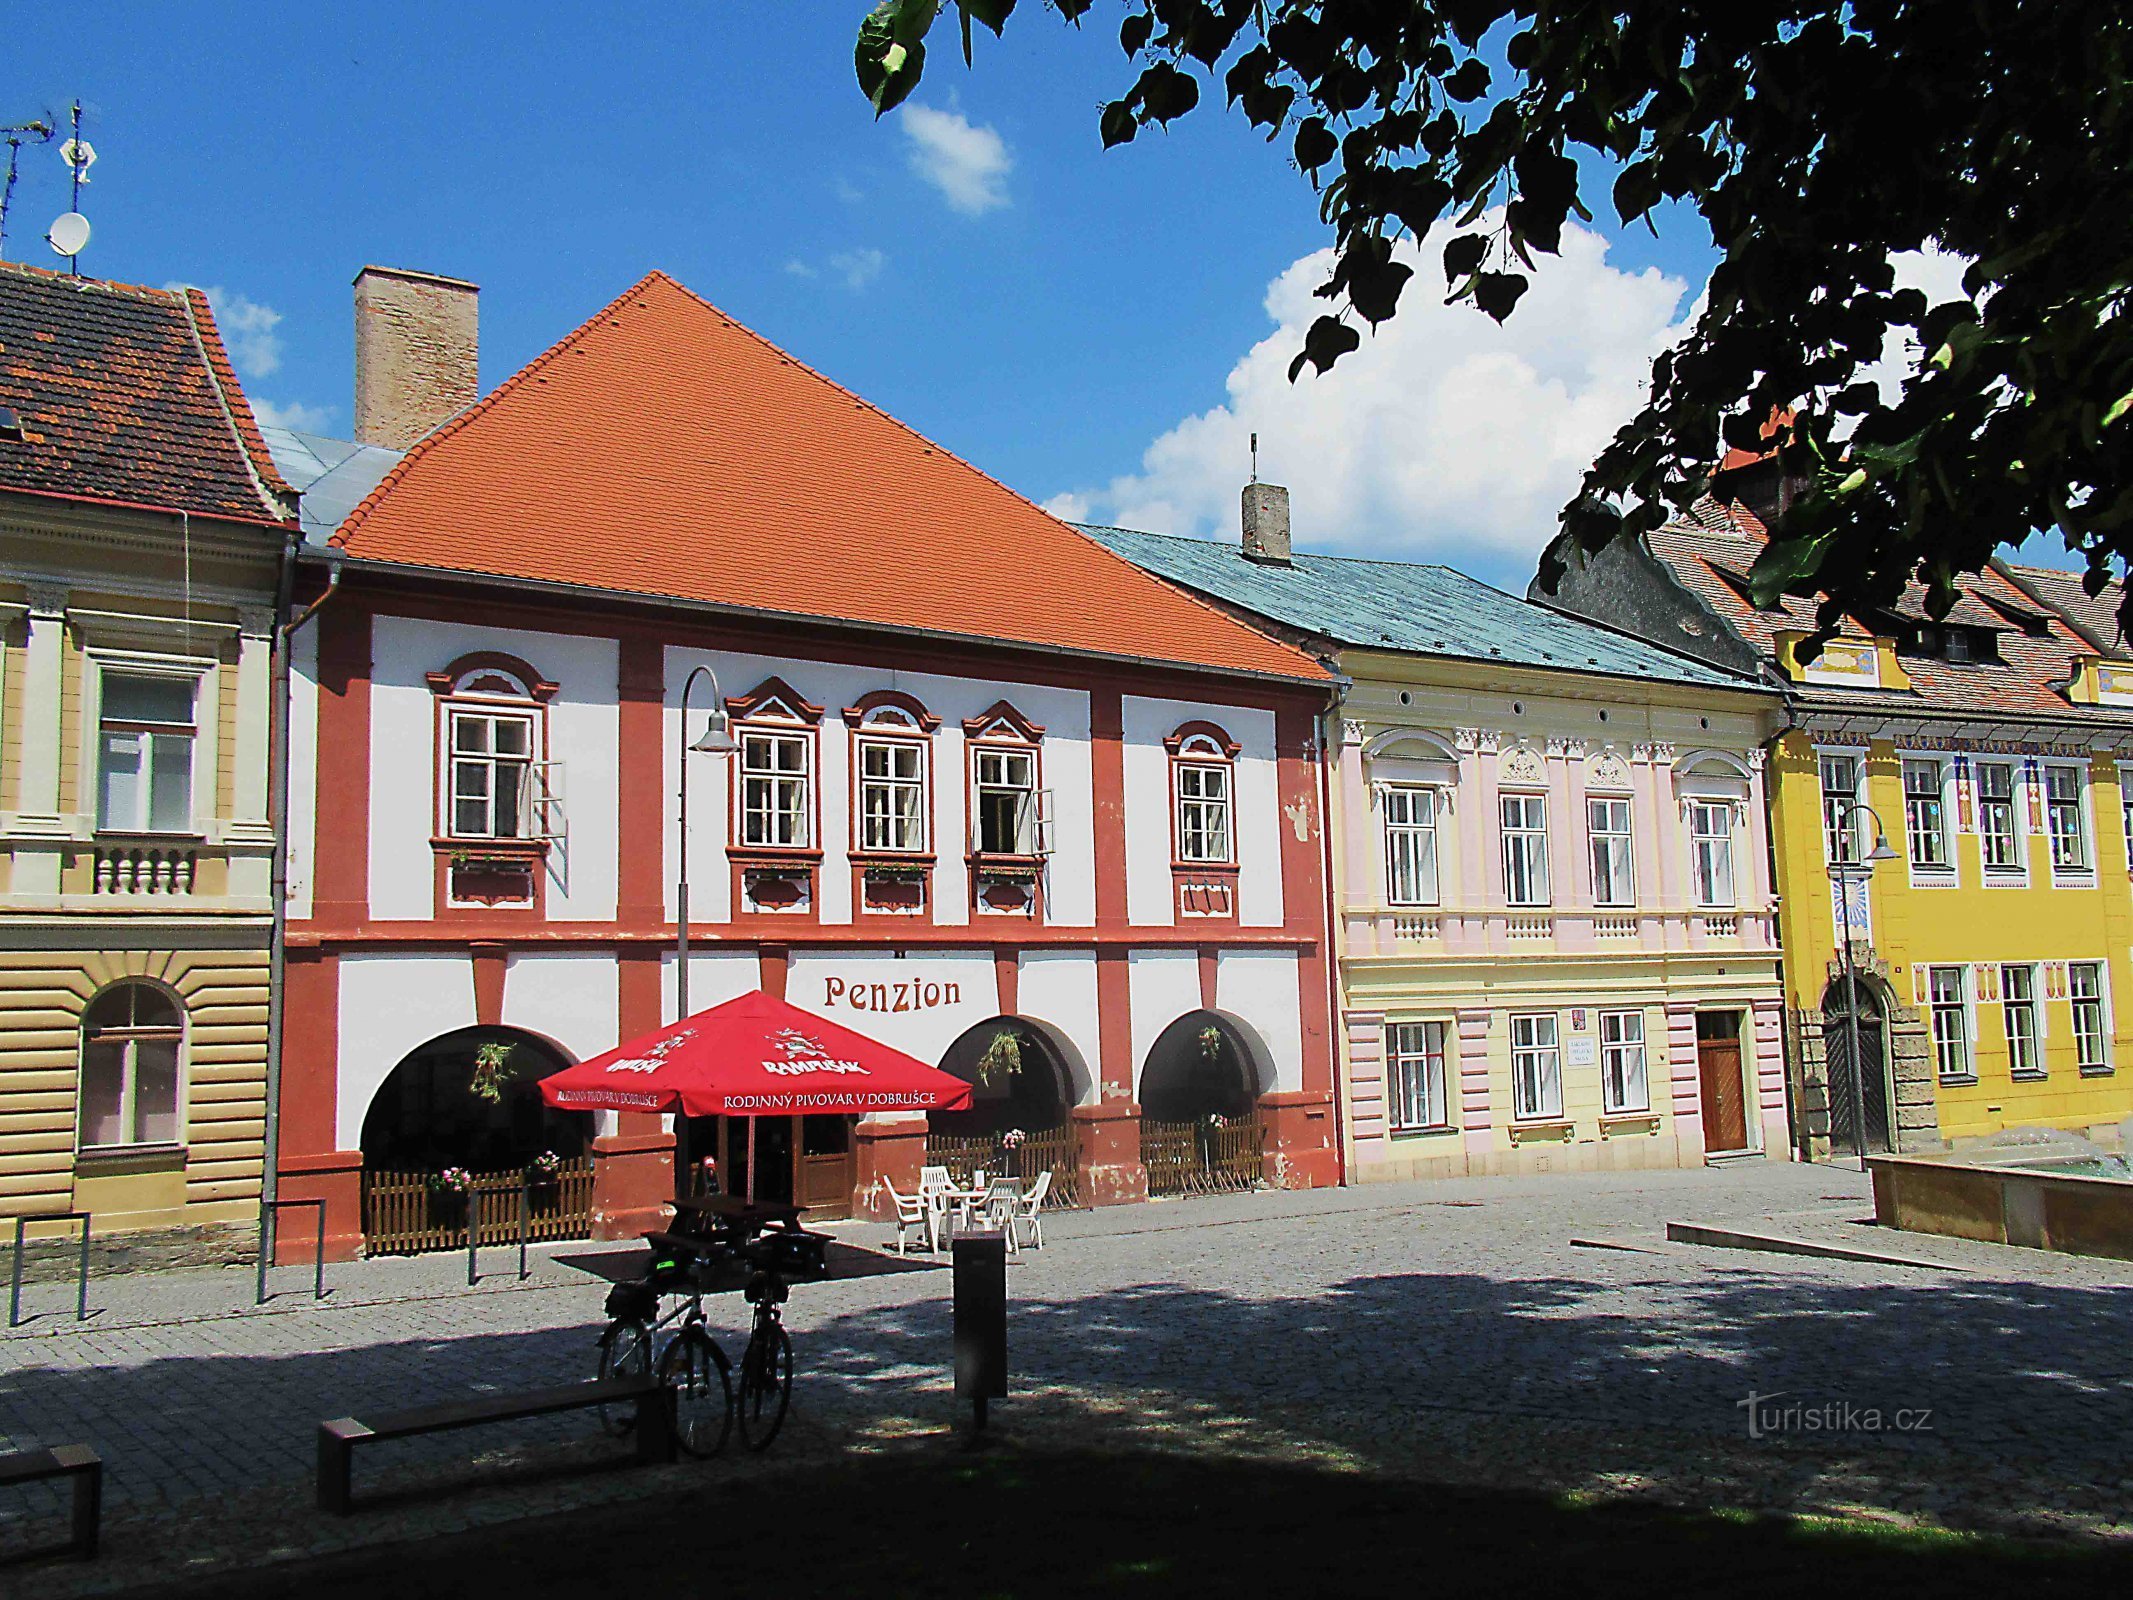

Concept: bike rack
[[255, 1197, 327, 1306], [8, 1212, 92, 1327], [466, 1179, 535, 1287]]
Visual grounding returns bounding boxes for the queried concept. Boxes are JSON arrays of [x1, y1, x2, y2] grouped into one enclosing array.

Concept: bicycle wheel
[[658, 1325, 734, 1459], [595, 1317, 652, 1437], [736, 1320, 793, 1452]]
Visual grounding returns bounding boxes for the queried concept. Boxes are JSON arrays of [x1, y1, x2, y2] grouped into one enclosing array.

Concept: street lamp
[[676, 665, 734, 1022], [1827, 802, 1901, 1171]]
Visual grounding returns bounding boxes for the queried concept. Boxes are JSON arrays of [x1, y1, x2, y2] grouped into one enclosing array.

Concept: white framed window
[[1500, 793, 1550, 906], [1903, 758, 1949, 869], [2071, 962, 2111, 1073], [2002, 964, 2042, 1079], [1587, 796, 1634, 907], [740, 728, 813, 848], [1977, 761, 2021, 871], [1929, 966, 1972, 1081], [78, 981, 183, 1151], [1383, 786, 1440, 906], [2122, 791, 2132, 875], [97, 673, 197, 834], [1174, 759, 1232, 864], [973, 745, 1038, 855], [1385, 1020, 1449, 1131], [2046, 764, 2089, 871], [1510, 1013, 1563, 1120], [1819, 752, 1862, 863], [856, 737, 927, 853], [446, 705, 538, 839], [1689, 800, 1736, 908], [1599, 1010, 1649, 1114]]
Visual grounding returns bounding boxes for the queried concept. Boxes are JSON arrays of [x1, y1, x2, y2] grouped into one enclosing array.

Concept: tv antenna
[[48, 101, 92, 273], [1250, 431, 1258, 484], [0, 115, 55, 264]]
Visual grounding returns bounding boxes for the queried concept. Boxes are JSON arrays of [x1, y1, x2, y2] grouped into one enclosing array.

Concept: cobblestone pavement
[[5, 1160, 2132, 1589]]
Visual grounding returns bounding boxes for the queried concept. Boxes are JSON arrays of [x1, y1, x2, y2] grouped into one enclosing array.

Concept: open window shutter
[[1034, 788, 1054, 857], [529, 760, 567, 843]]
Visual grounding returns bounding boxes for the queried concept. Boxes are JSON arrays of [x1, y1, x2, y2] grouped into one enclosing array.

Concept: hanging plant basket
[[470, 1041, 519, 1104], [973, 1028, 1022, 1089], [1198, 1025, 1225, 1061]]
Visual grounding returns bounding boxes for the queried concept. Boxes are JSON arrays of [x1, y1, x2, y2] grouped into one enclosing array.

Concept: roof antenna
[[1249, 431, 1259, 485], [0, 115, 55, 263], [51, 101, 95, 277]]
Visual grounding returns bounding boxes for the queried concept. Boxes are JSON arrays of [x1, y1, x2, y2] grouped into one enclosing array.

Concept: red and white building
[[273, 268, 1338, 1257]]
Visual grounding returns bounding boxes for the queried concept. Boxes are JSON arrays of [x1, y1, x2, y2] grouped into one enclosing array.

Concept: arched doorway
[[358, 1026, 593, 1254], [928, 1017, 1082, 1205], [1821, 978, 1892, 1158], [1138, 1011, 1268, 1195]]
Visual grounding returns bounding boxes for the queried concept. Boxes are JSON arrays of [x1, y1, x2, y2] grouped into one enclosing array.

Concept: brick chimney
[[352, 266, 479, 450], [1241, 480, 1292, 564]]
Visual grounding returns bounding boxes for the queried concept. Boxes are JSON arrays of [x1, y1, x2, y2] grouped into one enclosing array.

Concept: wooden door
[[797, 1115, 856, 1219], [1696, 1020, 1750, 1154]]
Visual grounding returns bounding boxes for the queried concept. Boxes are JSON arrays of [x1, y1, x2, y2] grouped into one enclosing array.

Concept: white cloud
[[172, 283, 285, 379], [1057, 217, 1693, 567], [828, 248, 886, 290], [783, 259, 818, 279], [250, 397, 334, 433], [1864, 244, 1975, 406], [900, 105, 1012, 215]]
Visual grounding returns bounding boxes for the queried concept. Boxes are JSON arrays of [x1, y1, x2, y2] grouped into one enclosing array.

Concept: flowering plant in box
[[527, 1150, 564, 1182], [999, 1128, 1026, 1150], [428, 1166, 476, 1195]]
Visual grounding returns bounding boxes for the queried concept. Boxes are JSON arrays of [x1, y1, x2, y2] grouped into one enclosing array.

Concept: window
[[1599, 1011, 1649, 1114], [1689, 801, 1736, 908], [2122, 792, 2132, 875], [1385, 1021, 1449, 1131], [1500, 793, 1550, 906], [78, 982, 182, 1150], [1587, 796, 1634, 906], [1819, 753, 1861, 863], [857, 738, 926, 853], [446, 706, 537, 838], [1510, 1013, 1563, 1120], [1175, 760, 1232, 863], [1978, 762, 2020, 871], [97, 674, 196, 833], [1383, 786, 1440, 906], [1929, 966, 1971, 1081], [2046, 765, 2088, 870], [740, 730, 812, 848], [1903, 759, 1949, 869], [2002, 964, 2042, 1078], [974, 746, 1038, 855], [2071, 962, 2111, 1072]]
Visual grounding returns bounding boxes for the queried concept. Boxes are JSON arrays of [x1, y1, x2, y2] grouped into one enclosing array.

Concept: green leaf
[[1288, 314, 1361, 380], [1099, 99, 1139, 148], [1471, 270, 1528, 322], [1293, 117, 1336, 171], [1747, 531, 1835, 607], [1120, 11, 1153, 54], [856, 1, 936, 116], [1442, 233, 1488, 283]]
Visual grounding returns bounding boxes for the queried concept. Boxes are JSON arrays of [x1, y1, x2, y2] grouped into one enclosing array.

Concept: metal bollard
[[952, 1230, 1008, 1432]]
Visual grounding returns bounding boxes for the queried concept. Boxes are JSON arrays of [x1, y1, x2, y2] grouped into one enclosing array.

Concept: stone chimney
[[1241, 480, 1292, 564], [352, 266, 479, 450]]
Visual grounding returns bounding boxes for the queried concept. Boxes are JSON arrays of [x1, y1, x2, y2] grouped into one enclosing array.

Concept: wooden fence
[[1141, 1114, 1265, 1198], [362, 1157, 595, 1256], [925, 1126, 1082, 1209]]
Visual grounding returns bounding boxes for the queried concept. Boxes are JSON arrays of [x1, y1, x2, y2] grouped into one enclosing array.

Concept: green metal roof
[[1078, 524, 1758, 691]]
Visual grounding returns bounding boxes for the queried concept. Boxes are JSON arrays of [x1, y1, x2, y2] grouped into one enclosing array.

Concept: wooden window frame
[[76, 979, 186, 1155], [726, 677, 825, 916], [845, 690, 939, 919], [425, 653, 557, 914], [1165, 721, 1241, 921], [1385, 1019, 1450, 1132], [964, 701, 1048, 920]]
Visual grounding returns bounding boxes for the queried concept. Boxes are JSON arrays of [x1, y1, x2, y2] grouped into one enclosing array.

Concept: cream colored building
[[0, 263, 294, 1236]]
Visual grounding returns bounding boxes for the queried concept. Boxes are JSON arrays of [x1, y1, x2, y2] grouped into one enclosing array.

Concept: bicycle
[[595, 1252, 734, 1457], [735, 1260, 793, 1452]]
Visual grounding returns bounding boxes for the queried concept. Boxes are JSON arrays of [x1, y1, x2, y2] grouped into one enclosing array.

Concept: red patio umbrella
[[538, 990, 973, 1118]]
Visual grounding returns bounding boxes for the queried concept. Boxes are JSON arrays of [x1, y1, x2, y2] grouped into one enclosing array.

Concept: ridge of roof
[[177, 285, 297, 511]]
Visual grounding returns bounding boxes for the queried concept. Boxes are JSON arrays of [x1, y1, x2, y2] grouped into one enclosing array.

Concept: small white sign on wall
[[1565, 1038, 1598, 1068]]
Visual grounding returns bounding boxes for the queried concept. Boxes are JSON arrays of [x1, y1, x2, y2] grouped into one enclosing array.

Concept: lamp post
[[676, 665, 734, 1022], [1827, 802, 1901, 1172]]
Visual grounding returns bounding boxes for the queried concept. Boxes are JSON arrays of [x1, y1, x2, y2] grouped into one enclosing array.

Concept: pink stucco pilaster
[[1630, 751, 1665, 951], [1344, 1008, 1388, 1164], [1338, 730, 1377, 953], [1457, 1005, 1493, 1155], [1666, 1000, 1701, 1128]]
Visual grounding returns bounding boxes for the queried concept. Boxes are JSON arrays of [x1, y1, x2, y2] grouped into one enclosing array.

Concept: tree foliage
[[856, 1, 2133, 634]]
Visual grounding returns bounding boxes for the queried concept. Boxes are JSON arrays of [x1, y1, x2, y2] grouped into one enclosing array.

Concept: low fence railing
[[1141, 1114, 1265, 1199], [925, 1126, 1082, 1208], [361, 1157, 594, 1256]]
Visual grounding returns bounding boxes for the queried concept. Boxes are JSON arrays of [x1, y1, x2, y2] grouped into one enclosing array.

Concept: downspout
[[260, 546, 342, 1249], [1317, 672, 1353, 1186]]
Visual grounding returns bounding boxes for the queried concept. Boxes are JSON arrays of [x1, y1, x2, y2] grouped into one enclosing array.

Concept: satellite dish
[[47, 212, 90, 257], [58, 138, 96, 180]]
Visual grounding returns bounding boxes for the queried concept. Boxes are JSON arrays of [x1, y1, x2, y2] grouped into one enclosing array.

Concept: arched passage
[[926, 1016, 1085, 1204], [358, 1025, 589, 1175], [1138, 1010, 1266, 1123], [1821, 976, 1892, 1157]]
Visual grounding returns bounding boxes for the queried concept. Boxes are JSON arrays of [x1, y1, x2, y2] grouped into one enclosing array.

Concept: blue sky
[[11, 5, 1781, 592]]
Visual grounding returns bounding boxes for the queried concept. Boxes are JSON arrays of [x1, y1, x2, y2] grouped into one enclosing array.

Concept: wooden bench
[[0, 1443, 101, 1561], [316, 1376, 674, 1515]]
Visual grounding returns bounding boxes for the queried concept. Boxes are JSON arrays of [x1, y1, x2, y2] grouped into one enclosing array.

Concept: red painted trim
[[309, 605, 372, 923], [843, 689, 940, 733], [846, 725, 933, 858], [1198, 946, 1219, 1011], [277, 948, 339, 1160], [292, 922, 1317, 952], [1164, 720, 1242, 759], [1276, 701, 1336, 1101], [995, 947, 1020, 1016], [1090, 690, 1127, 932], [424, 651, 559, 702], [726, 676, 824, 724], [962, 699, 1046, 743], [1095, 947, 1134, 1100], [759, 944, 789, 1000], [616, 638, 666, 924], [471, 942, 507, 1025], [4, 481, 294, 531], [615, 946, 666, 1136]]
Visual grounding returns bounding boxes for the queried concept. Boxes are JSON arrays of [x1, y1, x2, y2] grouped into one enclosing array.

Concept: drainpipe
[[1317, 672, 1353, 1186], [260, 546, 342, 1253]]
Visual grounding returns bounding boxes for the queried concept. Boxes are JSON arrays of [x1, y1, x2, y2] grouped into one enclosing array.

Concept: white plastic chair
[[979, 1177, 1023, 1255], [882, 1176, 931, 1256], [1011, 1170, 1050, 1251]]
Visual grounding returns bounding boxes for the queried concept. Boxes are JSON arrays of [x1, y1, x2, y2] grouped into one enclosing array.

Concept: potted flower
[[427, 1165, 476, 1226], [525, 1150, 564, 1187], [998, 1126, 1026, 1179]]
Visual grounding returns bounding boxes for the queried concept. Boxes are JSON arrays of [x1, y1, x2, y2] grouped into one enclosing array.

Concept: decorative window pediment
[[425, 652, 558, 703], [1164, 720, 1241, 760], [844, 689, 941, 733], [962, 700, 1046, 744], [726, 675, 824, 726]]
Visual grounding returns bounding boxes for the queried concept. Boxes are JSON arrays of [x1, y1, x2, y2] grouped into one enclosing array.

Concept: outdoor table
[[670, 1194, 803, 1246]]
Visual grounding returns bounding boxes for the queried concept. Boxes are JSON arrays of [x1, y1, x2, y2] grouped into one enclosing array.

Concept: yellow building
[[1545, 488, 2133, 1156], [1090, 499, 1789, 1180], [0, 263, 295, 1236]]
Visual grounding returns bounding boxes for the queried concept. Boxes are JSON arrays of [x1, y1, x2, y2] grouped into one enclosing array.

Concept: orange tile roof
[[0, 261, 294, 523], [335, 273, 1326, 684]]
